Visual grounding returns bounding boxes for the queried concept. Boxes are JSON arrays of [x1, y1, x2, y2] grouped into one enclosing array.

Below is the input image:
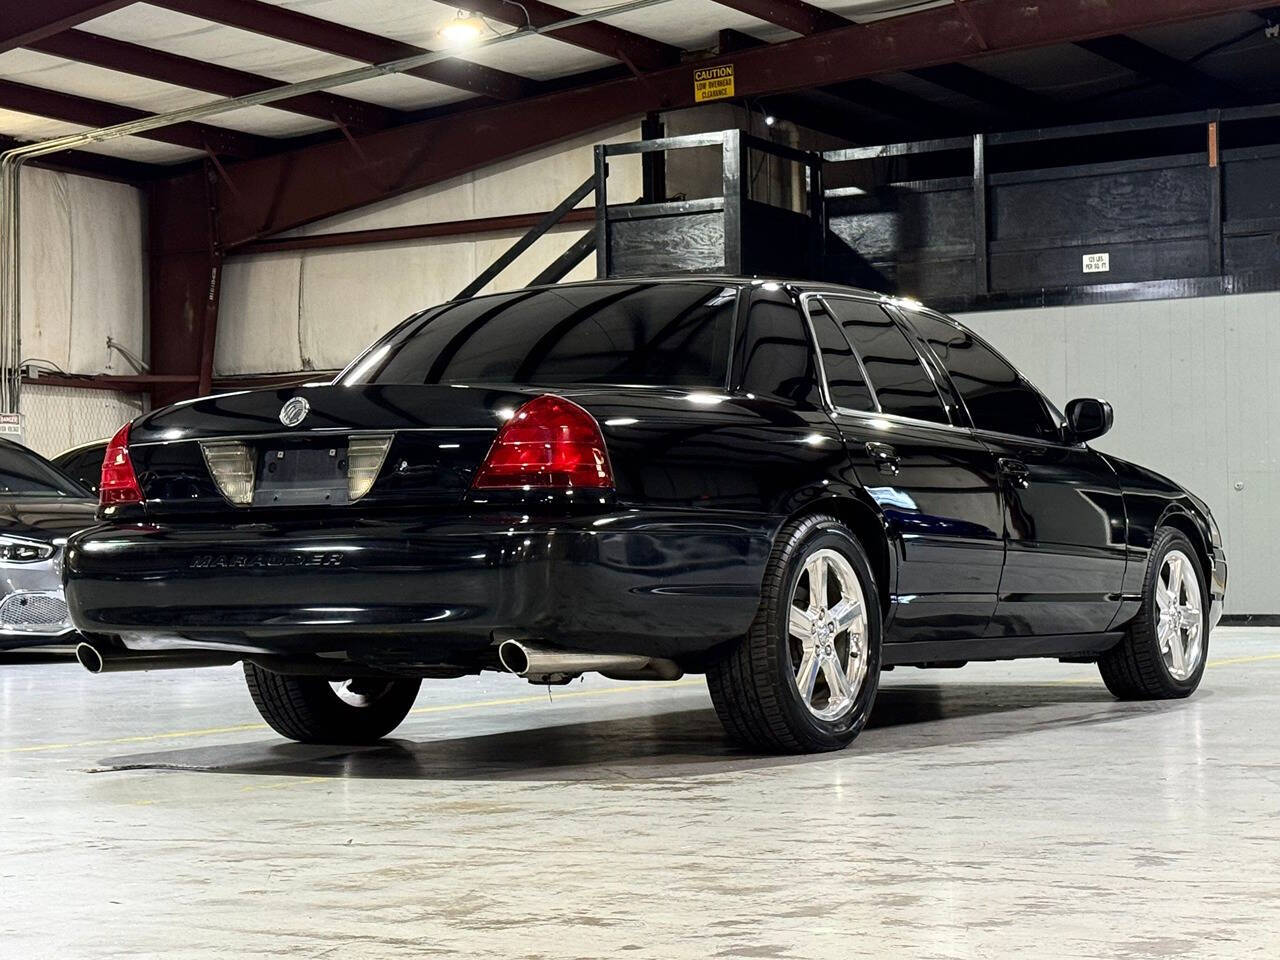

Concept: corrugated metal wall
[[959, 291, 1280, 614]]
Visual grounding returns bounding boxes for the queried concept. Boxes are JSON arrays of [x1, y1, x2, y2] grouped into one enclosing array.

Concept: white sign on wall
[[0, 413, 22, 445], [1083, 252, 1111, 274]]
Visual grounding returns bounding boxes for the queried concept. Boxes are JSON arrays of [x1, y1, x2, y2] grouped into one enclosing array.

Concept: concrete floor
[[2, 628, 1278, 959]]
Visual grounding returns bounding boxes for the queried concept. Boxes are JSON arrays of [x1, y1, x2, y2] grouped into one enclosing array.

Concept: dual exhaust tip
[[73, 639, 680, 683]]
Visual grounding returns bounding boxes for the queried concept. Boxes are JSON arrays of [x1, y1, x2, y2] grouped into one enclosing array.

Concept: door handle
[[865, 441, 901, 476], [998, 457, 1031, 489]]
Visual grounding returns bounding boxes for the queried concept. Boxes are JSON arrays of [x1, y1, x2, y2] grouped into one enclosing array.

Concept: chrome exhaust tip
[[75, 642, 105, 674], [75, 641, 239, 674], [497, 640, 682, 683], [497, 639, 534, 676]]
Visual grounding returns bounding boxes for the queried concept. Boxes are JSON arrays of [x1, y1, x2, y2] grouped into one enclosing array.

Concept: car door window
[[807, 304, 875, 411], [826, 298, 949, 424], [909, 312, 1058, 440], [739, 298, 822, 407]]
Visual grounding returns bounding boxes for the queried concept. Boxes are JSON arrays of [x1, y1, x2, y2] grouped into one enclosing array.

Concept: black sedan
[[0, 440, 97, 660], [63, 279, 1227, 753], [52, 438, 109, 496]]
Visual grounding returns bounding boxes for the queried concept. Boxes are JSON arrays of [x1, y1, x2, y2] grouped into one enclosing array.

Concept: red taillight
[[100, 422, 143, 506], [471, 395, 613, 491]]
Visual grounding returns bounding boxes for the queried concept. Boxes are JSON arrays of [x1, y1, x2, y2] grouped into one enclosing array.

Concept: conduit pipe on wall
[[0, 0, 677, 414]]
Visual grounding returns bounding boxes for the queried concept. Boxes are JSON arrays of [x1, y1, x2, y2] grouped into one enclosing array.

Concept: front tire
[[1098, 527, 1208, 700], [244, 663, 421, 744], [707, 514, 883, 753]]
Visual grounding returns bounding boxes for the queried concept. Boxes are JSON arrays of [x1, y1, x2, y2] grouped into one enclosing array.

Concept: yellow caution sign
[[694, 64, 735, 103]]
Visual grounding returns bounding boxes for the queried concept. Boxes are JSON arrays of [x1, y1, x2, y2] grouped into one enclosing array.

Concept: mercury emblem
[[278, 396, 310, 428]]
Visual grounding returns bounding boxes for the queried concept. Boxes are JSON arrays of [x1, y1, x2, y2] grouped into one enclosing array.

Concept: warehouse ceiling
[[1, 0, 1278, 181]]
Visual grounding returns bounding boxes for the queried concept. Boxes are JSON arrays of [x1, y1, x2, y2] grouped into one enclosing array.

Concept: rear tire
[[1098, 527, 1208, 700], [707, 513, 882, 754], [243, 663, 420, 744]]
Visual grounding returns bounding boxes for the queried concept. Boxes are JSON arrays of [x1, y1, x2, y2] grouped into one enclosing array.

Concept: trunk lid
[[129, 384, 539, 513]]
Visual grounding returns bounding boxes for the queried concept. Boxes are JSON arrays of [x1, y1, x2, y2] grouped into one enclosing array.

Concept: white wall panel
[[297, 240, 477, 371], [217, 123, 643, 376], [958, 291, 1280, 614], [274, 121, 642, 239], [217, 253, 305, 375], [18, 167, 146, 376]]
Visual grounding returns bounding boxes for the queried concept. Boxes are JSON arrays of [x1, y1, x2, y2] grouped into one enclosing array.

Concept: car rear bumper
[[64, 509, 773, 668]]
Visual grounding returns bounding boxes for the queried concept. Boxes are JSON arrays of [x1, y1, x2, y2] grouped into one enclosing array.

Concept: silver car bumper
[[0, 546, 75, 645]]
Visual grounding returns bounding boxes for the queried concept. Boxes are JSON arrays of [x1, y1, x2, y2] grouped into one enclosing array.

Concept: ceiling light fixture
[[439, 9, 486, 46]]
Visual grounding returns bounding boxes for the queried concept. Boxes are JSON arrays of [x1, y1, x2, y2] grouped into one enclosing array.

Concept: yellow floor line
[[2, 679, 702, 755], [5, 653, 1276, 758], [239, 775, 330, 794], [1050, 650, 1280, 684], [1202, 652, 1280, 668]]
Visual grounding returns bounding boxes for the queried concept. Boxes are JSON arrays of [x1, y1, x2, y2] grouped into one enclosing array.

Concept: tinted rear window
[[344, 282, 737, 388], [54, 446, 106, 494]]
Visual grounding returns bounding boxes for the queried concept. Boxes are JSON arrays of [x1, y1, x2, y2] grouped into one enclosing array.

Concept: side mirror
[[1066, 398, 1113, 443]]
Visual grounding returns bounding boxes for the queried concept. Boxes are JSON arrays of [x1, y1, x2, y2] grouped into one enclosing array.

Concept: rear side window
[[346, 282, 736, 388], [808, 306, 874, 411], [909, 312, 1058, 439], [826, 298, 948, 424], [0, 445, 90, 498], [739, 298, 822, 407], [54, 446, 105, 495]]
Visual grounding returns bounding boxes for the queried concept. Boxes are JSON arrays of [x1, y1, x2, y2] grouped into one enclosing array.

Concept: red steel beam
[[152, 0, 535, 101], [0, 79, 275, 157], [710, 0, 848, 35], [29, 30, 402, 132], [462, 0, 681, 71], [191, 0, 1269, 246], [234, 207, 597, 256], [0, 0, 134, 53]]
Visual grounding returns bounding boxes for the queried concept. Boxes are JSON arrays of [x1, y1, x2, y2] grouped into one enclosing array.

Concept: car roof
[[445, 275, 895, 306], [52, 437, 110, 460]]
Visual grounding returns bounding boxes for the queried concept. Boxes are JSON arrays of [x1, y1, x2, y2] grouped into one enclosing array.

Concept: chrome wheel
[[788, 548, 869, 722], [329, 678, 396, 708], [1155, 549, 1203, 681]]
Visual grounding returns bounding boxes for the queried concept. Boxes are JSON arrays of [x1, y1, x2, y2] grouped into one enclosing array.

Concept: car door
[[809, 294, 1005, 643], [904, 309, 1127, 637]]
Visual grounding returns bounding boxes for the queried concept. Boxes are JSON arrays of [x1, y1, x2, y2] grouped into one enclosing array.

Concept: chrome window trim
[[970, 426, 1088, 452], [835, 407, 977, 436], [797, 292, 880, 416]]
